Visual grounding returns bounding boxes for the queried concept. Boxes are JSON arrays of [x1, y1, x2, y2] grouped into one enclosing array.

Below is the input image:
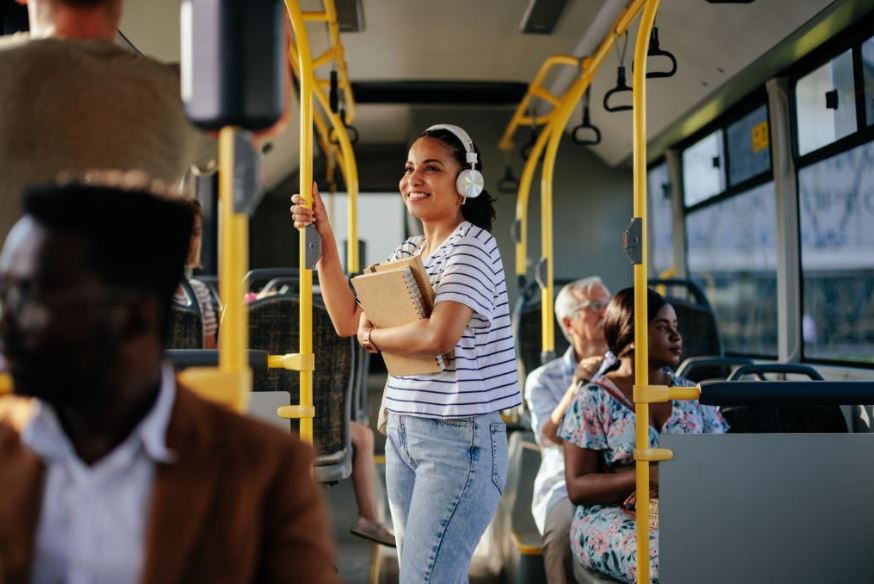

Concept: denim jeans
[[386, 412, 508, 584]]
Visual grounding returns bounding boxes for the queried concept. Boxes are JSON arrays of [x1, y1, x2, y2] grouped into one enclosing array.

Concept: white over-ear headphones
[[425, 124, 485, 199]]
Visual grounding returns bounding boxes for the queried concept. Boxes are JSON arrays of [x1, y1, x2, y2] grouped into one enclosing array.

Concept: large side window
[[682, 130, 725, 207], [686, 182, 779, 356], [648, 162, 673, 276], [727, 105, 770, 186], [798, 141, 874, 364], [794, 49, 857, 156], [864, 35, 874, 127]]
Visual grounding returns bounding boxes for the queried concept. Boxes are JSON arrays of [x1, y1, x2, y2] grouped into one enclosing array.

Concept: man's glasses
[[572, 298, 609, 314]]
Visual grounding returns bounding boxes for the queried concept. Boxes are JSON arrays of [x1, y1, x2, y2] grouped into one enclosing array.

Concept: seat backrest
[[167, 304, 203, 349], [668, 298, 722, 363], [247, 293, 354, 461], [512, 282, 571, 384]]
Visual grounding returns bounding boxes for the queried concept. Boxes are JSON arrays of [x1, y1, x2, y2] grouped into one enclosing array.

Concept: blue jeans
[[386, 412, 508, 583]]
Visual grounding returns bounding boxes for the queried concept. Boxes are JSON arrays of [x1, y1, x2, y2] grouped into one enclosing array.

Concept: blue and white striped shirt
[[384, 221, 521, 418]]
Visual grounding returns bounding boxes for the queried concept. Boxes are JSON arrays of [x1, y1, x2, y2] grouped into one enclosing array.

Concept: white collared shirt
[[22, 366, 177, 584]]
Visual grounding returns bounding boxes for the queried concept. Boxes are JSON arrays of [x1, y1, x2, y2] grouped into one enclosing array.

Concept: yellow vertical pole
[[345, 145, 359, 274], [217, 126, 250, 411], [286, 1, 315, 444], [540, 134, 556, 360], [514, 123, 553, 284], [632, 2, 661, 581]]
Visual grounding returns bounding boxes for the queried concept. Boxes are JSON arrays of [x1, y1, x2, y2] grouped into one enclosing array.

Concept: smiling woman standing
[[291, 125, 519, 583]]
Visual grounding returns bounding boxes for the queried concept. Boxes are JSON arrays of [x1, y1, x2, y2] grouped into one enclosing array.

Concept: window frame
[[790, 19, 874, 369], [646, 157, 674, 277], [677, 90, 778, 359]]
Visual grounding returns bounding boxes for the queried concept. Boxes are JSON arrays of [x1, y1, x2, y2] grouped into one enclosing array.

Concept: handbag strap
[[592, 378, 661, 433]]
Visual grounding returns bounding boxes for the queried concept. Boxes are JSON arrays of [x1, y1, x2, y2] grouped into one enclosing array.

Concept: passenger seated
[[559, 288, 728, 583], [524, 276, 611, 584], [173, 199, 217, 348], [0, 178, 336, 582]]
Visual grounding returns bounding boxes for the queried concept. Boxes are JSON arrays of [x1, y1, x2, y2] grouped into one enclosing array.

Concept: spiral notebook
[[351, 263, 445, 376]]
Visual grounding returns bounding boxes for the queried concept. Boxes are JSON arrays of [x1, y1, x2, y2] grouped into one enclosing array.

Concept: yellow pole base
[[179, 367, 251, 413], [267, 353, 315, 371], [277, 405, 316, 420]]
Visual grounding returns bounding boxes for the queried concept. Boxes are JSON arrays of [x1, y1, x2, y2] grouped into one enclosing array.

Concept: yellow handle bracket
[[267, 353, 315, 372], [0, 373, 12, 396], [179, 368, 251, 413], [634, 384, 701, 403], [277, 405, 316, 419], [302, 11, 328, 21], [635, 447, 674, 462]]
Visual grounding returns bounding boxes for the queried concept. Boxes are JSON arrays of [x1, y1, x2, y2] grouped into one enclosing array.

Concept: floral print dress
[[557, 371, 728, 583]]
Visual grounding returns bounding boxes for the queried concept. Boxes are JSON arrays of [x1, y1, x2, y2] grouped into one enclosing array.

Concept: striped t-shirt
[[384, 221, 521, 418]]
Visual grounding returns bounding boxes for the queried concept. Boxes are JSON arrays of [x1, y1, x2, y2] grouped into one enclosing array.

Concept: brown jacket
[[0, 387, 338, 583]]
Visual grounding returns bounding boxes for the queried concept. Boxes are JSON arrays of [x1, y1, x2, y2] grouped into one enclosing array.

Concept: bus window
[[799, 140, 874, 364], [647, 161, 673, 276], [863, 35, 874, 126], [727, 104, 770, 187], [686, 182, 778, 356], [326, 192, 405, 267], [682, 129, 725, 207], [795, 49, 857, 156]]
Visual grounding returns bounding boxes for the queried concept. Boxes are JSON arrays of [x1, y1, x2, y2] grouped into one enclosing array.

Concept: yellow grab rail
[[630, 2, 663, 581], [284, 0, 315, 444], [180, 127, 251, 412], [537, 0, 648, 359], [301, 1, 356, 125], [289, 41, 360, 274], [513, 121, 555, 280], [498, 55, 580, 152]]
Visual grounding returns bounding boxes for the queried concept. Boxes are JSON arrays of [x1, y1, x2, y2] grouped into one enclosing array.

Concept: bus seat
[[497, 430, 548, 584], [248, 292, 354, 482], [168, 304, 203, 349], [572, 561, 620, 584], [352, 345, 371, 423], [721, 364, 848, 433], [667, 298, 722, 362], [676, 356, 754, 383], [512, 281, 571, 386]]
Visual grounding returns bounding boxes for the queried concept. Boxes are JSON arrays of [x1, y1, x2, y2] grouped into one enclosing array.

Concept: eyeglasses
[[572, 298, 609, 314]]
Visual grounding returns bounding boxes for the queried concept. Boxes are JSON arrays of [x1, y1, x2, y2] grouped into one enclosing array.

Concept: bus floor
[[330, 371, 502, 584]]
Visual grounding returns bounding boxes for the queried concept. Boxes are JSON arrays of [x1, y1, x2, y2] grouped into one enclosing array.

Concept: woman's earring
[[459, 195, 466, 206]]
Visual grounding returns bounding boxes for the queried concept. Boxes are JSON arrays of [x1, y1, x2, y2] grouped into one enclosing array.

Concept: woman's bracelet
[[366, 328, 381, 353]]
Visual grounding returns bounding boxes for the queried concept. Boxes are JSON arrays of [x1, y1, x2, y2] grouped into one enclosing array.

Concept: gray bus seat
[[248, 292, 354, 483], [499, 430, 547, 584], [572, 560, 620, 584], [676, 355, 753, 383], [660, 432, 874, 583], [512, 280, 571, 386], [717, 365, 848, 433]]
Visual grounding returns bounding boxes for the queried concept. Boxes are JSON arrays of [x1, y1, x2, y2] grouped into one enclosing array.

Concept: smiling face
[[398, 137, 465, 225], [649, 303, 683, 368]]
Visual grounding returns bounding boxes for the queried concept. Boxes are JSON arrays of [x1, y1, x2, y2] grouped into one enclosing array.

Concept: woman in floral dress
[[558, 288, 728, 583]]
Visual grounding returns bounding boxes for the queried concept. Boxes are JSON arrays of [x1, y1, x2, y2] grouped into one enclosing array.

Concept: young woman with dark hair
[[290, 124, 517, 582], [558, 287, 728, 583]]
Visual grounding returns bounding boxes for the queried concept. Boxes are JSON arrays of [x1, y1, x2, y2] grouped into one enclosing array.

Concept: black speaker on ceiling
[[519, 0, 569, 35], [180, 0, 287, 131]]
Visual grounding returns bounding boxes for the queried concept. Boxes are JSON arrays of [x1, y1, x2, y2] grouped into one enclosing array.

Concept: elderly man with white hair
[[524, 276, 612, 584]]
